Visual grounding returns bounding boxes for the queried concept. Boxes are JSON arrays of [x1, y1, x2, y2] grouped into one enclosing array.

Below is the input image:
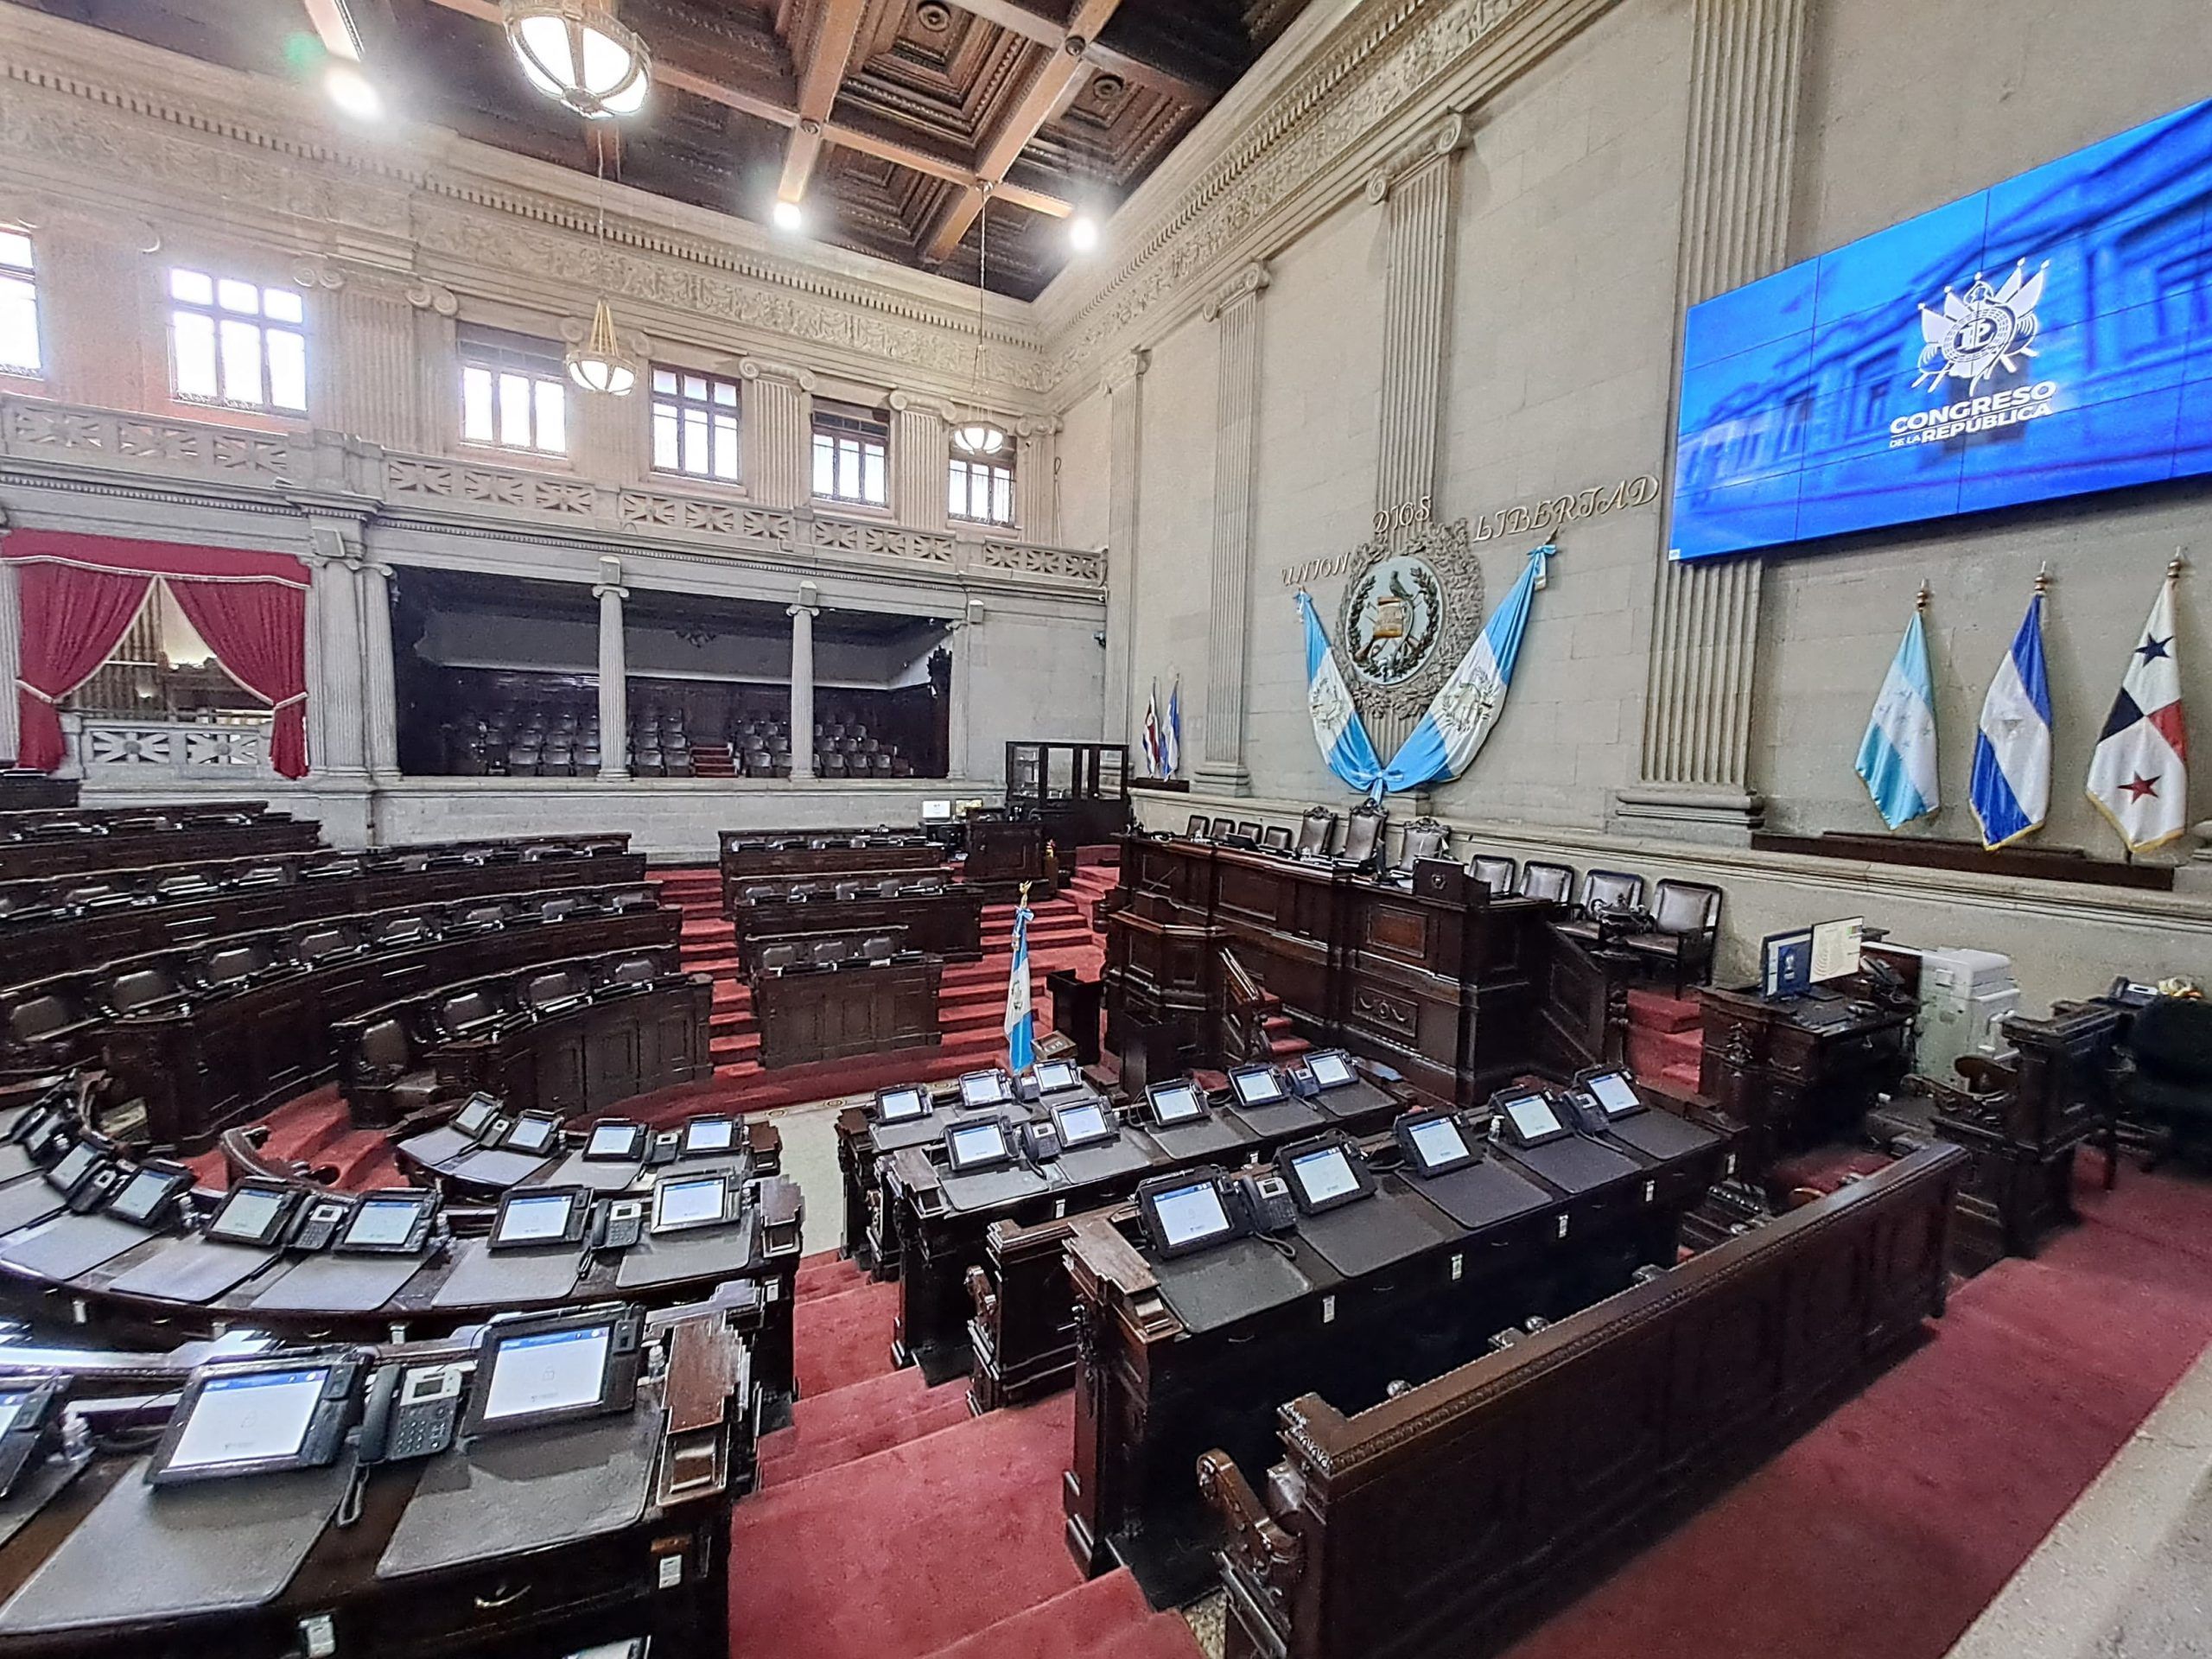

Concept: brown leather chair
[[1294, 808, 1336, 858], [350, 1016, 442, 1122], [1621, 880, 1723, 993], [1518, 862, 1574, 904], [1468, 855, 1517, 897]]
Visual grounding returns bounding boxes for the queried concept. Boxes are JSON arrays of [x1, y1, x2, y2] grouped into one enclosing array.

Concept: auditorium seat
[[2119, 998, 2212, 1165], [1519, 861, 1573, 903], [1621, 880, 1723, 992], [352, 1017, 442, 1116], [1294, 808, 1334, 856], [1468, 855, 1517, 896], [760, 944, 799, 974]]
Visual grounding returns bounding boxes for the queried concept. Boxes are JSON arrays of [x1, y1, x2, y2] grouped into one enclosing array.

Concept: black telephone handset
[[290, 1198, 352, 1254], [645, 1131, 681, 1168], [1561, 1090, 1609, 1136], [596, 1198, 646, 1253], [65, 1163, 126, 1216], [1286, 1067, 1322, 1100], [1021, 1121, 1060, 1164], [1234, 1172, 1299, 1234], [355, 1362, 466, 1468]]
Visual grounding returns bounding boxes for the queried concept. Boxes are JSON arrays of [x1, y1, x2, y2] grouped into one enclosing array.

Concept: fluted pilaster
[[305, 519, 367, 779], [1100, 349, 1147, 743], [359, 560, 399, 782], [1194, 264, 1270, 794], [0, 558, 20, 764], [741, 359, 817, 509], [327, 275, 423, 451], [1621, 0, 1807, 842], [594, 558, 630, 779], [1015, 419, 1058, 542], [889, 392, 950, 531], [1370, 116, 1466, 526]]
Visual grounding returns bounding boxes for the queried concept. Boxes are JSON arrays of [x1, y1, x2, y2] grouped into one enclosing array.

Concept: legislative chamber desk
[[1698, 979, 1914, 1179], [0, 1309, 747, 1659], [1060, 1112, 1730, 1606], [1106, 836, 1554, 1106], [752, 954, 943, 1070], [728, 882, 983, 967], [881, 1068, 1411, 1389], [0, 808, 321, 880], [718, 829, 945, 913], [963, 817, 1052, 896]]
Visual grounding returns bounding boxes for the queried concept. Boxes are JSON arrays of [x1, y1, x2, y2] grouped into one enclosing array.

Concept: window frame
[[0, 229, 41, 380], [456, 326, 569, 459], [810, 408, 891, 510], [651, 365, 742, 485], [165, 264, 308, 416], [948, 453, 1017, 529]]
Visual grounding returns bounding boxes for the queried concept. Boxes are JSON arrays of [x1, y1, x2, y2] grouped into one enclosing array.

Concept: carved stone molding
[[291, 255, 347, 292], [405, 281, 459, 317], [1100, 346, 1150, 400], [1202, 261, 1272, 321], [1364, 110, 1470, 203]]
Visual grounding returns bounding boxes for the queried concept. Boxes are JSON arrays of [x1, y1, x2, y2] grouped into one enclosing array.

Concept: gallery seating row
[[1199, 1142, 1967, 1659], [0, 804, 321, 879], [0, 887, 680, 1150], [335, 945, 709, 1127]]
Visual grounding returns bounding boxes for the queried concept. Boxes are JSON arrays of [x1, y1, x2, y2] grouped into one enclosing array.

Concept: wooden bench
[[1199, 1142, 1967, 1659]]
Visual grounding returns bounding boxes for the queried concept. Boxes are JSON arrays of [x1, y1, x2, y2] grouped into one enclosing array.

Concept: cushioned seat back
[[1519, 862, 1574, 903], [1651, 880, 1721, 936], [441, 989, 501, 1031], [760, 944, 798, 973], [1294, 811, 1333, 856], [811, 938, 850, 968], [527, 970, 586, 1008], [1470, 856, 1517, 896], [295, 925, 359, 963], [11, 995, 78, 1041], [1402, 824, 1447, 866], [1583, 870, 1645, 912], [2131, 999, 2212, 1083], [608, 956, 658, 984], [861, 935, 896, 963], [1338, 812, 1383, 866], [202, 945, 265, 986], [111, 967, 180, 1013], [358, 1019, 413, 1070]]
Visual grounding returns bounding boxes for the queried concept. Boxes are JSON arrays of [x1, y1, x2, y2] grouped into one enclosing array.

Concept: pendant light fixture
[[503, 0, 650, 121], [950, 186, 1009, 459], [568, 138, 639, 397]]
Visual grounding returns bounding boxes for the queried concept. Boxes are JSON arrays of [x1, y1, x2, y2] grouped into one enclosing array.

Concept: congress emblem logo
[[1913, 259, 2049, 391]]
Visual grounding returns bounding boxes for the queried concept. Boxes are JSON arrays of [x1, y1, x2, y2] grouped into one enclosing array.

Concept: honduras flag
[[1969, 593, 2053, 849], [1855, 607, 1940, 828], [1380, 545, 1550, 792], [1295, 591, 1386, 794], [1004, 889, 1034, 1073]]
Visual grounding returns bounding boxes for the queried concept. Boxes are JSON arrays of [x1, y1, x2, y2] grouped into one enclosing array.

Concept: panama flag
[[1969, 592, 2053, 849], [1004, 891, 1035, 1073], [1295, 591, 1386, 794], [1855, 606, 1941, 828], [2086, 574, 2189, 853], [1163, 678, 1183, 778]]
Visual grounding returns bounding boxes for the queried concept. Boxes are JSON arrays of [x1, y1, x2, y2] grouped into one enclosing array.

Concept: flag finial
[[2034, 562, 2052, 599], [1916, 581, 1931, 613], [2170, 548, 2189, 582]]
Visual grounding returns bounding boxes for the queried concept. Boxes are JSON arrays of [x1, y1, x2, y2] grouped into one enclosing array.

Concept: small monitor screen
[[948, 1122, 1007, 1171], [1407, 1117, 1471, 1169], [506, 1116, 558, 1154], [1810, 917, 1865, 984], [683, 1118, 735, 1154], [653, 1176, 728, 1231], [877, 1088, 927, 1123], [343, 1195, 426, 1249], [1289, 1147, 1360, 1206], [496, 1192, 575, 1245], [588, 1122, 639, 1158], [1153, 1181, 1231, 1249], [108, 1167, 180, 1225], [1033, 1060, 1078, 1092], [959, 1072, 1008, 1108], [1307, 1052, 1355, 1089], [1762, 930, 1814, 999], [921, 799, 953, 822], [453, 1096, 499, 1136], [1057, 1103, 1110, 1147], [166, 1366, 328, 1473], [207, 1187, 286, 1244], [45, 1142, 99, 1192], [1503, 1094, 1564, 1142], [480, 1325, 611, 1426], [1231, 1068, 1285, 1108], [1588, 1073, 1642, 1117], [1149, 1084, 1203, 1125]]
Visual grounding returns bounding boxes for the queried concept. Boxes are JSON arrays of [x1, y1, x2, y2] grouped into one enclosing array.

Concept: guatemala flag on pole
[[1004, 887, 1034, 1073], [1296, 590, 1386, 794], [1969, 592, 2053, 849], [1855, 604, 1940, 829], [1379, 544, 1550, 793]]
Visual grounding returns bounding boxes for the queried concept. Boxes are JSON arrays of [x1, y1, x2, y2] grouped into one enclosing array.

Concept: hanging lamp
[[568, 139, 639, 396], [950, 187, 1009, 458], [503, 0, 650, 121]]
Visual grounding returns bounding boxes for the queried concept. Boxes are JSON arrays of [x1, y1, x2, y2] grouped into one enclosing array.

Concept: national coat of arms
[[1330, 519, 1484, 747]]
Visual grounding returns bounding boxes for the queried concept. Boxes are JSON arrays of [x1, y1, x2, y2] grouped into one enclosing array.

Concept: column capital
[[741, 356, 819, 393], [786, 602, 820, 620], [1364, 110, 1471, 204], [404, 280, 459, 316], [1101, 347, 1150, 399], [594, 582, 630, 601], [1203, 262, 1272, 321], [888, 389, 955, 419]]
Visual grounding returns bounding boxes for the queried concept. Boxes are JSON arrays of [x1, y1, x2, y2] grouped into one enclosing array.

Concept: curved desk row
[[0, 809, 321, 880], [728, 880, 982, 967], [717, 827, 945, 913]]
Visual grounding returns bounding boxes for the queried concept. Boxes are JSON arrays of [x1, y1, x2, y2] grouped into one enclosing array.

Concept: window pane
[[169, 268, 213, 305], [0, 231, 30, 273], [683, 374, 707, 401], [862, 443, 885, 505], [714, 417, 738, 480], [683, 407, 707, 474], [263, 287, 303, 325], [462, 365, 495, 442], [653, 405, 679, 470], [216, 277, 260, 316], [173, 310, 219, 397], [534, 378, 565, 453], [993, 471, 1013, 524], [498, 372, 532, 446], [0, 274, 39, 374], [812, 433, 836, 495], [949, 466, 964, 516], [266, 327, 307, 410], [218, 318, 263, 403], [652, 367, 677, 396], [713, 381, 737, 407]]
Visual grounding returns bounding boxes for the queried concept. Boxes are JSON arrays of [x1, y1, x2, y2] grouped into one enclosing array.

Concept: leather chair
[[810, 938, 851, 969], [1555, 870, 1646, 950], [1335, 808, 1387, 872], [861, 935, 896, 964], [1185, 814, 1211, 839], [1518, 862, 1574, 904], [351, 1017, 442, 1118], [1468, 855, 1517, 897], [1260, 824, 1293, 853], [1294, 808, 1336, 858], [1396, 818, 1448, 874], [2118, 998, 2212, 1166], [759, 944, 799, 975], [1621, 880, 1723, 993]]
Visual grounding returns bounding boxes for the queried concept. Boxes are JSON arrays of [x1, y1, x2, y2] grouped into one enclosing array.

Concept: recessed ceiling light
[[772, 199, 805, 232], [1068, 215, 1099, 254], [324, 63, 384, 121]]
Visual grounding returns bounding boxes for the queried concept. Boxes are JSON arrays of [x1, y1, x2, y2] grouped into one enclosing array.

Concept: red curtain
[[168, 581, 309, 779], [15, 563, 156, 772]]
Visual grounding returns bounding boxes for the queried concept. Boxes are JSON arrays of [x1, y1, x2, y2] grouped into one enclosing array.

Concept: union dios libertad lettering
[[1278, 474, 1661, 587]]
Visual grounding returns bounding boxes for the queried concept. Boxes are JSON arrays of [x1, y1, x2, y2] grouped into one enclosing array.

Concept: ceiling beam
[[777, 0, 868, 204], [299, 0, 365, 60], [932, 0, 1222, 102], [921, 0, 1121, 264]]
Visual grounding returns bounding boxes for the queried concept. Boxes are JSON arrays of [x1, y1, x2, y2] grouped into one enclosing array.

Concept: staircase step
[[918, 1570, 1201, 1659], [761, 1386, 974, 1485], [1627, 987, 1703, 1033]]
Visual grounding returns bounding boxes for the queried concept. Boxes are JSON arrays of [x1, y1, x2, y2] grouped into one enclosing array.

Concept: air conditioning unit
[[1914, 946, 2019, 1084]]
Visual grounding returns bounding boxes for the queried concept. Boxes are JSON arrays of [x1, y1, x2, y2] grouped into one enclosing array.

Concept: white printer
[[1913, 946, 2019, 1083]]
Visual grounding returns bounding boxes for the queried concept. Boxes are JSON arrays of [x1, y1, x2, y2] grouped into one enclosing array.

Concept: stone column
[[1617, 0, 1808, 842], [594, 557, 630, 780], [948, 601, 981, 779], [305, 262, 423, 452], [359, 559, 400, 782], [1100, 349, 1148, 744], [788, 582, 820, 781], [741, 359, 817, 510], [889, 392, 950, 531], [1015, 419, 1059, 542], [1370, 115, 1467, 528], [302, 518, 368, 781], [1193, 264, 1270, 796], [406, 282, 461, 454]]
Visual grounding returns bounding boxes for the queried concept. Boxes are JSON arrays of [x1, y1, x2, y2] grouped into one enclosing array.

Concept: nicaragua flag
[[1969, 592, 2053, 849], [1163, 678, 1183, 778], [1380, 545, 1551, 792], [1855, 607, 1940, 828], [1004, 893, 1034, 1073], [1295, 591, 1386, 793], [2086, 574, 2189, 854]]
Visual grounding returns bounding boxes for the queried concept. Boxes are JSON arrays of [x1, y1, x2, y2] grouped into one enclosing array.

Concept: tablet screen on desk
[[1503, 1094, 1565, 1142], [207, 1185, 286, 1245], [452, 1095, 500, 1138], [1306, 1052, 1355, 1089], [1407, 1117, 1472, 1172], [959, 1072, 1009, 1109], [479, 1325, 611, 1427], [652, 1174, 729, 1233], [1153, 1181, 1231, 1249], [1230, 1067, 1285, 1108], [107, 1166, 185, 1226], [166, 1365, 328, 1475], [1148, 1084, 1203, 1125], [1033, 1060, 1078, 1093], [947, 1122, 1008, 1173], [43, 1141, 99, 1195], [1588, 1072, 1641, 1117], [496, 1192, 576, 1245], [343, 1193, 430, 1250], [682, 1118, 735, 1155], [588, 1122, 642, 1159], [1055, 1102, 1111, 1148], [1288, 1146, 1360, 1206], [878, 1087, 928, 1123], [505, 1115, 559, 1154]]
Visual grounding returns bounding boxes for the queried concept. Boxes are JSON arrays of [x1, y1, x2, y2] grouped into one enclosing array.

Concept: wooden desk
[[718, 830, 944, 914], [730, 883, 982, 966], [1698, 981, 1913, 1179], [0, 813, 321, 880], [751, 957, 943, 1070], [963, 817, 1051, 896], [0, 1311, 749, 1659], [1061, 1117, 1727, 1605]]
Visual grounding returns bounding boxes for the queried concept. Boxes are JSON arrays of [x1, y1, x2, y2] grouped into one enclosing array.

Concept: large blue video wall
[[1670, 98, 2212, 562]]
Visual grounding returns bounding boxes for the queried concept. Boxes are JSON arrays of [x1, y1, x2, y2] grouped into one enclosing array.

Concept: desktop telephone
[[61, 1158, 127, 1217], [356, 1361, 467, 1466], [1235, 1172, 1299, 1234], [289, 1197, 353, 1254], [645, 1130, 682, 1167], [1285, 1065, 1322, 1099], [596, 1198, 646, 1252], [0, 1377, 68, 1499]]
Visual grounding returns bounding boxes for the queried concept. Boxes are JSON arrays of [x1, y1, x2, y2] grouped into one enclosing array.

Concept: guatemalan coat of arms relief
[[1332, 518, 1484, 747]]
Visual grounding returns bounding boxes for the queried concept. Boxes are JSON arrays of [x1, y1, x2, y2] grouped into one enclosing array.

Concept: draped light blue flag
[[1296, 590, 1387, 793], [1004, 893, 1034, 1073], [1969, 593, 2053, 849], [1855, 607, 1941, 828], [1163, 678, 1183, 779]]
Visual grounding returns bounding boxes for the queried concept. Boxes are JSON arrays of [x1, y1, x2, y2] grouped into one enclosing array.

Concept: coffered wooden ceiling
[[13, 0, 1312, 298]]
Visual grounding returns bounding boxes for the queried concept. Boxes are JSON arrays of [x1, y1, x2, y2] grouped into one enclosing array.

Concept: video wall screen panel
[[1670, 98, 2212, 562]]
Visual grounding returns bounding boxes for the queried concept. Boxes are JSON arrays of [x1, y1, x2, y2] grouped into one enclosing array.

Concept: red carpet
[[1500, 1158, 2212, 1659], [794, 1277, 902, 1397]]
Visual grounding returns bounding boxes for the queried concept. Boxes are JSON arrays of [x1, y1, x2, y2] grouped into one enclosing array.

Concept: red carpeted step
[[728, 1394, 1083, 1659], [797, 1254, 868, 1299], [797, 1279, 903, 1397], [1625, 1024, 1703, 1091], [1626, 987, 1702, 1034], [763, 1386, 976, 1485], [918, 1568, 1200, 1659]]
